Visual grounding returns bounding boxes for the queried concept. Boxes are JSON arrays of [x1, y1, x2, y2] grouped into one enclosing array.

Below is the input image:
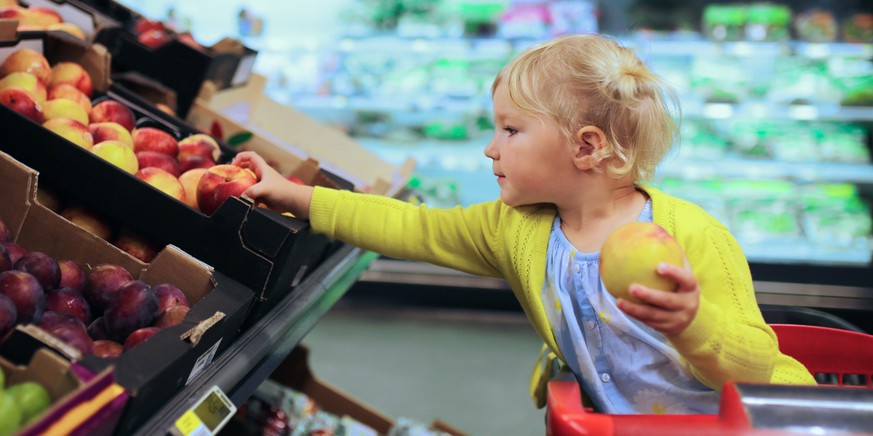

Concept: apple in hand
[[49, 62, 93, 97], [132, 127, 178, 157], [178, 168, 207, 209], [0, 72, 47, 103], [178, 134, 221, 162], [43, 118, 94, 150], [600, 222, 685, 304], [196, 164, 257, 214], [92, 140, 139, 174], [90, 99, 136, 131], [89, 122, 133, 148], [136, 167, 185, 201], [47, 83, 91, 113], [0, 48, 52, 85], [0, 87, 44, 124], [136, 150, 180, 176]]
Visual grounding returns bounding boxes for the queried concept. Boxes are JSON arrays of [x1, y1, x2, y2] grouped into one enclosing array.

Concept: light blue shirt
[[541, 200, 720, 414]]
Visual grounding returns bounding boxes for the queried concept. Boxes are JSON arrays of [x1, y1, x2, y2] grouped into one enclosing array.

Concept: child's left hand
[[616, 261, 699, 336]]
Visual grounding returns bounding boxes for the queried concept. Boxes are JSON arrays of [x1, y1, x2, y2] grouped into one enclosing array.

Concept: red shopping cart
[[546, 324, 873, 435]]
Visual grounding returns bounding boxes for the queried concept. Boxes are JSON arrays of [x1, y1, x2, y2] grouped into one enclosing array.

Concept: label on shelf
[[172, 386, 236, 436], [186, 339, 223, 385]]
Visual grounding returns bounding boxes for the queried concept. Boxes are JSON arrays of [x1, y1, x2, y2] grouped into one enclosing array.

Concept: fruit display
[[0, 2, 87, 40], [599, 222, 686, 304], [0, 216, 191, 359]]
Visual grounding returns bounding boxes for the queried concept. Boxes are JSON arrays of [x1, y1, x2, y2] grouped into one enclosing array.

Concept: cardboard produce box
[[0, 30, 330, 314], [78, 0, 257, 117], [0, 150, 256, 434], [0, 348, 127, 436], [189, 74, 415, 199]]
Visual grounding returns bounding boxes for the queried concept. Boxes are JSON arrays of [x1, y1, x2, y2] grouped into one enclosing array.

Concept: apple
[[599, 222, 686, 304], [0, 6, 27, 22], [123, 326, 161, 350], [104, 280, 158, 342], [113, 231, 159, 263], [92, 140, 139, 174], [47, 22, 87, 40], [178, 168, 207, 209], [82, 263, 133, 316], [58, 259, 86, 291], [154, 283, 190, 314], [47, 83, 91, 113], [0, 71, 47, 103], [89, 99, 136, 131], [134, 18, 166, 35], [43, 118, 94, 150], [61, 205, 113, 240], [0, 48, 52, 85], [0, 86, 44, 124], [0, 218, 10, 242], [132, 127, 178, 157], [196, 164, 257, 215], [178, 154, 216, 173], [36, 185, 62, 212], [178, 134, 221, 162], [22, 7, 62, 27], [135, 167, 185, 201], [136, 150, 180, 176], [42, 98, 89, 124], [155, 103, 175, 116], [49, 62, 93, 98], [89, 122, 133, 148], [0, 242, 26, 266], [0, 293, 15, 339], [45, 287, 92, 325], [0, 270, 44, 324], [155, 304, 188, 328], [14, 251, 60, 290], [93, 339, 123, 359], [137, 29, 172, 49]]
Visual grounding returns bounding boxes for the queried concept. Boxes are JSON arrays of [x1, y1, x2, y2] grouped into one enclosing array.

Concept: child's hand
[[232, 151, 314, 219], [615, 260, 699, 336]]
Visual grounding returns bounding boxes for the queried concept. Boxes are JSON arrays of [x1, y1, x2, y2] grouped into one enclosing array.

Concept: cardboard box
[[79, 0, 257, 117], [0, 150, 256, 434], [0, 348, 127, 436], [0, 31, 329, 313], [189, 74, 415, 198]]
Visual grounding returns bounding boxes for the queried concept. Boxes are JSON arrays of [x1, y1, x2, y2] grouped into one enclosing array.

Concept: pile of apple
[[133, 16, 204, 51], [0, 217, 191, 359], [0, 47, 260, 218], [0, 1, 87, 41]]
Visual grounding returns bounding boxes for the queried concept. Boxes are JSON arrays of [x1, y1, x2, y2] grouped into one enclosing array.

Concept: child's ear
[[572, 126, 607, 170]]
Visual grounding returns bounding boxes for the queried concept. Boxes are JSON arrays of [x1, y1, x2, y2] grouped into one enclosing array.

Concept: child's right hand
[[232, 151, 314, 219]]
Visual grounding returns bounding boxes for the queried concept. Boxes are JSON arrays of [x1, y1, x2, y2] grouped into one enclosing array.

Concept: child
[[233, 34, 815, 415]]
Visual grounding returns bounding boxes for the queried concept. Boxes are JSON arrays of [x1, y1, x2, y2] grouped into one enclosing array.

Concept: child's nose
[[484, 138, 498, 159]]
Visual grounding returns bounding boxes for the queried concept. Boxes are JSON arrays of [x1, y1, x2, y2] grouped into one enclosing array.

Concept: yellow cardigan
[[309, 184, 815, 398]]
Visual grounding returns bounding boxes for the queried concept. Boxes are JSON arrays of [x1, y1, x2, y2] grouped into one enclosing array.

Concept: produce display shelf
[[131, 243, 378, 436]]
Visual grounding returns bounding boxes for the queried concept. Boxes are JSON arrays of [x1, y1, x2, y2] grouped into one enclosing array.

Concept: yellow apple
[[50, 62, 93, 97], [0, 48, 52, 85], [47, 83, 91, 113], [178, 168, 207, 209], [42, 98, 89, 124], [43, 118, 94, 150], [0, 72, 46, 103], [92, 140, 138, 174]]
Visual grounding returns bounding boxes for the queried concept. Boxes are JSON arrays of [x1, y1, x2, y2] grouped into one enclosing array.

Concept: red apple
[[123, 326, 160, 350], [43, 118, 94, 150], [82, 263, 133, 316], [58, 259, 86, 292], [0, 293, 16, 339], [113, 231, 159, 263], [155, 304, 188, 328], [136, 150, 180, 176], [104, 280, 158, 342], [178, 134, 221, 162], [132, 127, 178, 157], [0, 71, 47, 103], [136, 167, 185, 201], [45, 287, 92, 325], [0, 48, 52, 85], [137, 29, 172, 48], [0, 86, 44, 124], [178, 168, 207, 209], [89, 122, 133, 148], [134, 18, 166, 35], [49, 62, 93, 98], [0, 270, 44, 324], [89, 99, 136, 131], [47, 83, 91, 113], [196, 164, 257, 214], [178, 154, 216, 173], [23, 7, 62, 28], [14, 251, 60, 290], [93, 339, 123, 359], [154, 283, 190, 314]]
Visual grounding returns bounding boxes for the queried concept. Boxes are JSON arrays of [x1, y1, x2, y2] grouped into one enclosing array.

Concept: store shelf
[[131, 244, 378, 435]]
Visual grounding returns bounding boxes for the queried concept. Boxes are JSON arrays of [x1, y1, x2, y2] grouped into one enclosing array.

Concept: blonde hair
[[492, 34, 680, 182]]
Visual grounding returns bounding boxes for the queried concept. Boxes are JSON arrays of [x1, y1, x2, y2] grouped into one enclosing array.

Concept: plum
[[154, 283, 189, 314], [155, 304, 188, 328], [83, 263, 133, 316], [49, 321, 95, 356], [0, 218, 10, 242], [123, 326, 160, 350], [0, 294, 16, 338], [104, 280, 158, 342], [93, 339, 123, 359], [0, 245, 10, 273], [87, 316, 109, 341], [58, 260, 86, 291], [0, 242, 28, 266], [45, 287, 92, 325], [0, 270, 44, 324], [37, 311, 81, 332], [14, 251, 60, 291]]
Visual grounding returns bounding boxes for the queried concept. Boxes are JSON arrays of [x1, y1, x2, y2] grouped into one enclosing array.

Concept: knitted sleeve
[[308, 186, 504, 277]]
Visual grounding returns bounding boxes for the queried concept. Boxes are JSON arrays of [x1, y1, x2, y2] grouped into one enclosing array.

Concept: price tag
[[172, 386, 236, 436]]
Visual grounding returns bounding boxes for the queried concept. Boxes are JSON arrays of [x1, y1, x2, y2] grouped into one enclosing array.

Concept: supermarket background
[[114, 0, 873, 434]]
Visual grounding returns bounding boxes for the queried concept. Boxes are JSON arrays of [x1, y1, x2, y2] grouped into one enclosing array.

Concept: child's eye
[[504, 127, 518, 136]]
